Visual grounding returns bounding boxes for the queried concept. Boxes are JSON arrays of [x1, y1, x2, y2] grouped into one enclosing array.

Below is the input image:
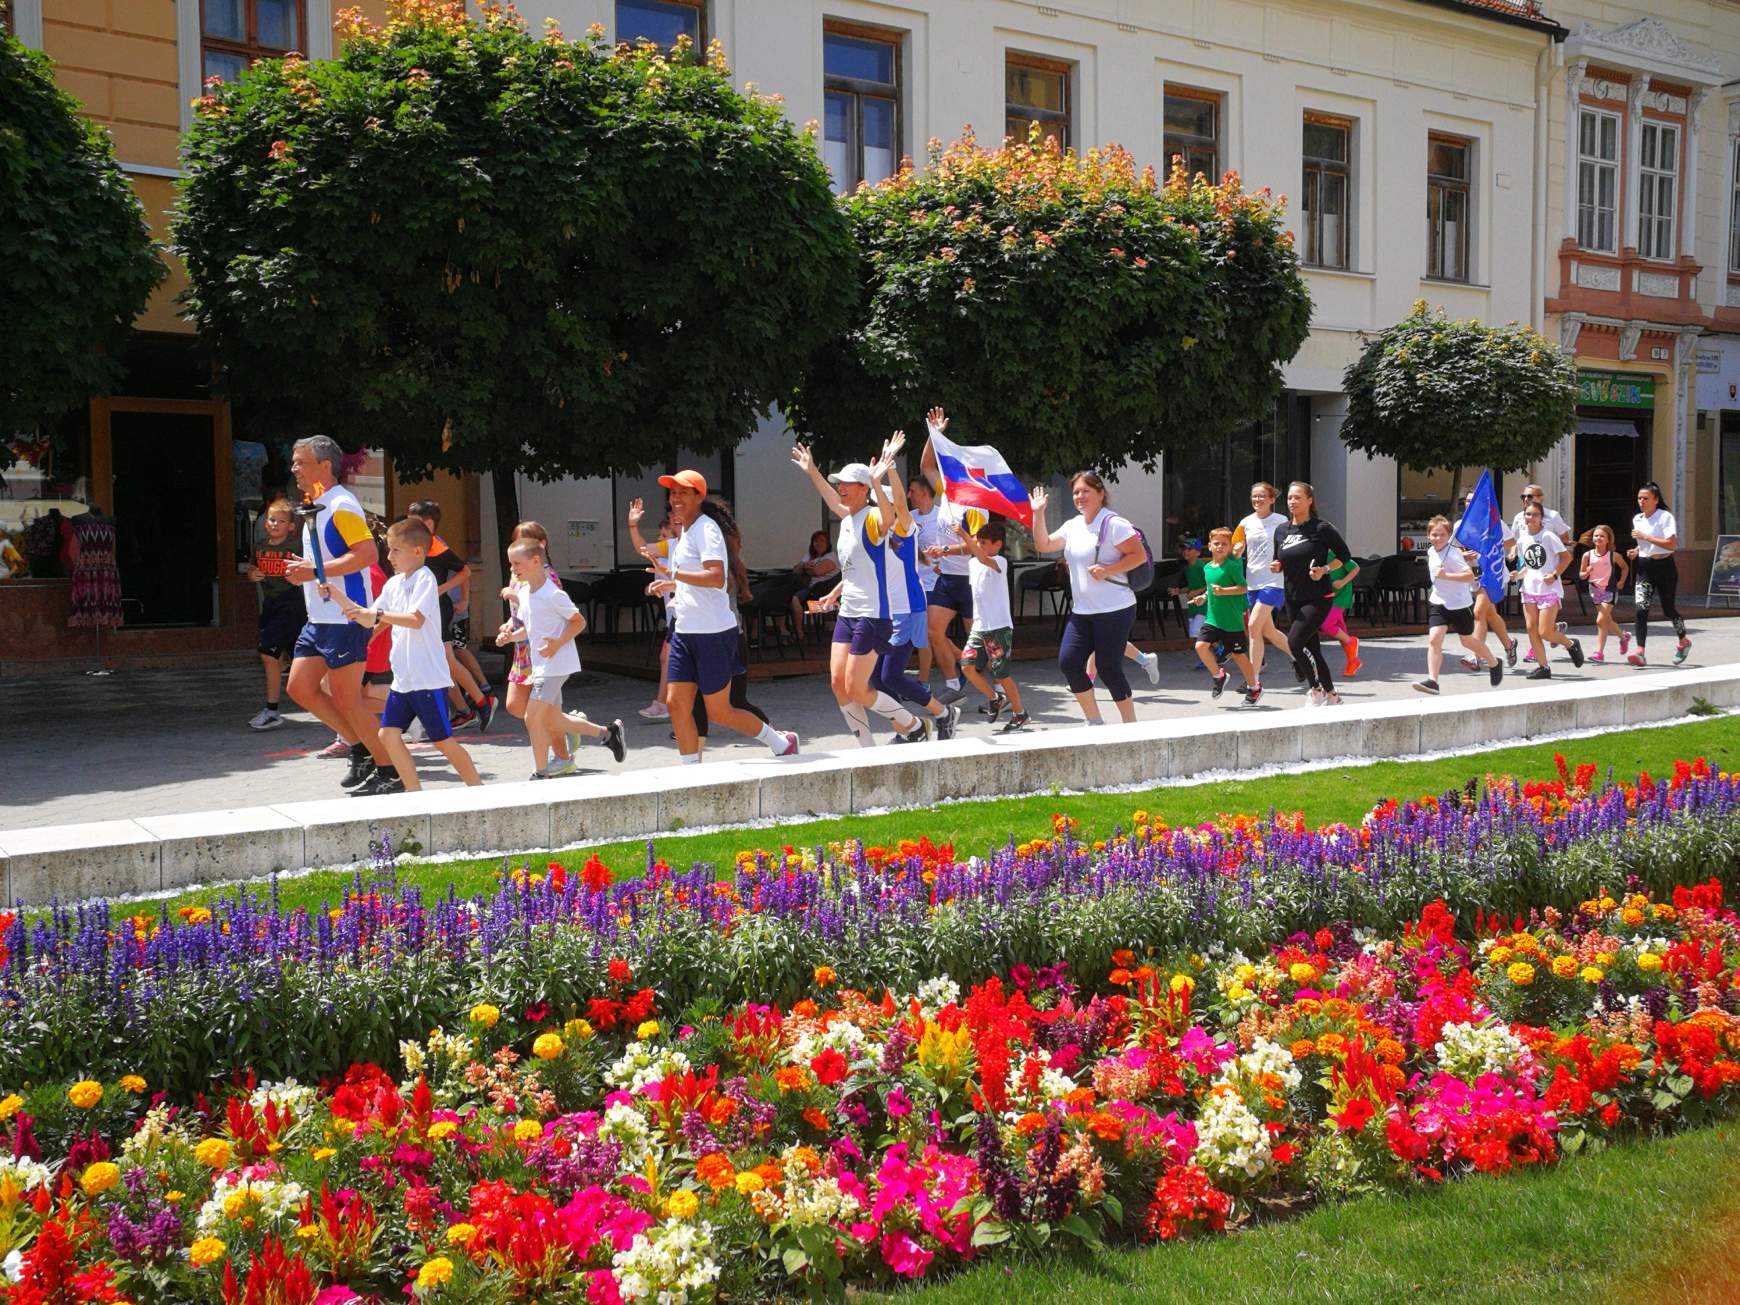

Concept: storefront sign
[[1577, 370, 1654, 408], [1696, 339, 1740, 411], [1710, 535, 1740, 605]]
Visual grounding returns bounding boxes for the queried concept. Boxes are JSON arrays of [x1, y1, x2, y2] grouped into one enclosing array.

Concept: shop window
[[1161, 397, 1306, 555], [1398, 464, 1494, 552], [202, 0, 304, 83], [823, 22, 900, 195], [615, 0, 704, 50], [1005, 53, 1070, 150], [1576, 105, 1620, 254], [1426, 133, 1471, 282], [1163, 89, 1220, 180], [1722, 410, 1740, 535], [1302, 113, 1352, 270], [1638, 120, 1679, 262], [1729, 138, 1740, 275]]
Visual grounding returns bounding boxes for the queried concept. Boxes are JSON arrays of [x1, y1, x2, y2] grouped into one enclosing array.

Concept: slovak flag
[[1453, 470, 1508, 604], [927, 423, 1033, 527]]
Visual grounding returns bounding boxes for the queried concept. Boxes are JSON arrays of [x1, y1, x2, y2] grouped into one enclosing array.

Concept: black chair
[[1374, 554, 1412, 625], [591, 567, 661, 636], [1402, 552, 1430, 622], [1139, 558, 1188, 639], [742, 573, 808, 658], [1015, 561, 1068, 623], [1349, 565, 1382, 624]]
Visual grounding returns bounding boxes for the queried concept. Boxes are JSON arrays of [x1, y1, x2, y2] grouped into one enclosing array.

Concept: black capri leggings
[[1287, 598, 1335, 692], [872, 642, 934, 709], [1632, 556, 1686, 648], [691, 632, 769, 738], [1059, 606, 1137, 700]]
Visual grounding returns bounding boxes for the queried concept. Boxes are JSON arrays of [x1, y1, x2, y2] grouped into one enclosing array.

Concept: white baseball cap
[[827, 462, 874, 487]]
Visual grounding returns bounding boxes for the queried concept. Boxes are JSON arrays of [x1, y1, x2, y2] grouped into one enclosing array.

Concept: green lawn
[[129, 714, 1739, 921], [876, 1121, 1740, 1305]]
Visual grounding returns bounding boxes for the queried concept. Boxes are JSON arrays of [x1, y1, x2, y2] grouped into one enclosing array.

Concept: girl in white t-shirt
[[1579, 523, 1630, 663], [1625, 481, 1691, 667], [1515, 501, 1583, 678], [1232, 483, 1297, 688], [1029, 471, 1145, 724]]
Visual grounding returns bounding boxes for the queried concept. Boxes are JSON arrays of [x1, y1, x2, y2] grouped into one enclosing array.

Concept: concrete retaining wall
[[4, 667, 1737, 906]]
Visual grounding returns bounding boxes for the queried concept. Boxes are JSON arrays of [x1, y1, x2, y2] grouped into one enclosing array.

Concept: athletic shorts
[[964, 626, 1013, 679], [1247, 587, 1286, 610], [449, 614, 471, 648], [931, 573, 973, 618], [1428, 603, 1475, 637], [1187, 613, 1205, 640], [891, 610, 929, 650], [832, 615, 895, 658], [258, 589, 306, 659], [1321, 607, 1348, 637], [1198, 623, 1248, 656], [1521, 590, 1563, 609], [668, 628, 744, 695], [380, 687, 454, 742], [292, 621, 371, 670], [529, 673, 567, 706], [1590, 585, 1613, 606], [362, 669, 394, 687]]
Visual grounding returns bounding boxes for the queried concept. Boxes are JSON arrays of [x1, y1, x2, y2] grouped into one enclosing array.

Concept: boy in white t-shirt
[[1412, 516, 1502, 696], [496, 538, 626, 779], [950, 518, 1027, 731], [335, 518, 481, 795]]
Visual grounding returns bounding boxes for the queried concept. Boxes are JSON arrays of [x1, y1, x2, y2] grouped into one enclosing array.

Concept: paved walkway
[[3, 618, 1735, 831]]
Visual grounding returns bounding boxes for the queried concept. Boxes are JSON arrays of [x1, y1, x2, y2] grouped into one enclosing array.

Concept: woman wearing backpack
[[1030, 471, 1148, 724]]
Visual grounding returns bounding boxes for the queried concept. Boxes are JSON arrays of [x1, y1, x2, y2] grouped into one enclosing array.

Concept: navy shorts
[[832, 615, 895, 657], [932, 573, 973, 618], [258, 589, 306, 659], [380, 688, 453, 742], [668, 628, 745, 696], [292, 621, 371, 670]]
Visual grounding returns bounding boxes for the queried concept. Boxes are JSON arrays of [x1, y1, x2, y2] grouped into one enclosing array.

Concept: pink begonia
[[557, 1185, 654, 1254], [1177, 1026, 1233, 1076], [588, 1269, 624, 1305], [885, 1086, 912, 1117], [314, 1289, 360, 1305], [882, 1229, 934, 1277], [850, 1220, 878, 1243]]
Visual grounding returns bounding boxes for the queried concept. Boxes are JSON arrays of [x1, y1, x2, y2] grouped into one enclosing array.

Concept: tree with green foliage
[[173, 1, 855, 532], [788, 135, 1313, 475], [0, 24, 164, 435], [1340, 301, 1577, 473]]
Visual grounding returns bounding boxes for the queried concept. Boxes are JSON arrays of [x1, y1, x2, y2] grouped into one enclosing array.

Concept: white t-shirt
[[910, 506, 944, 592], [1426, 541, 1474, 611], [516, 576, 583, 679], [1512, 506, 1570, 541], [1235, 511, 1287, 588], [668, 515, 735, 635], [935, 497, 985, 577], [373, 567, 451, 692], [1057, 510, 1138, 614], [969, 554, 1011, 630], [300, 483, 375, 624], [1516, 529, 1567, 598], [1632, 508, 1677, 558], [836, 506, 892, 620]]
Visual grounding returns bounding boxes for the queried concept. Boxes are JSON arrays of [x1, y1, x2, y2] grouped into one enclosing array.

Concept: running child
[[1322, 551, 1361, 676], [872, 457, 958, 742], [246, 498, 305, 730], [1193, 528, 1258, 703], [497, 537, 626, 778], [1455, 488, 1520, 673], [335, 518, 483, 794], [1580, 524, 1630, 662], [945, 517, 1028, 731], [1515, 500, 1585, 678], [405, 500, 496, 733], [496, 520, 572, 766], [1233, 483, 1297, 686], [1413, 516, 1502, 694]]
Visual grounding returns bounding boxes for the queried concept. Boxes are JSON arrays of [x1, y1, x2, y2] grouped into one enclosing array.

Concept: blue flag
[[1452, 470, 1508, 604]]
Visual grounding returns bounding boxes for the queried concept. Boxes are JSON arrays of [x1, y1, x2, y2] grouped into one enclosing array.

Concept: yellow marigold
[[311, 1147, 337, 1161], [165, 1190, 185, 1203], [295, 1224, 321, 1241], [1234, 963, 1257, 984], [1288, 962, 1317, 984], [532, 1033, 564, 1061], [734, 1171, 765, 1195], [469, 1004, 500, 1029], [426, 1121, 458, 1142], [1595, 952, 1614, 967], [1637, 952, 1664, 973], [417, 1257, 454, 1288], [813, 966, 837, 987], [665, 1189, 700, 1219], [513, 1120, 543, 1144], [67, 1081, 103, 1109], [564, 1018, 593, 1040], [1170, 973, 1194, 996], [1489, 946, 1514, 966], [1506, 962, 1536, 987], [1581, 966, 1605, 984], [1653, 903, 1676, 921], [1621, 908, 1645, 927], [1551, 955, 1579, 978], [1599, 896, 1617, 911], [446, 1222, 479, 1246], [194, 1138, 232, 1169], [636, 1020, 661, 1040], [189, 1236, 226, 1268], [330, 1118, 356, 1138], [80, 1161, 120, 1197], [0, 1094, 22, 1121], [1512, 934, 1539, 955], [119, 1075, 147, 1094]]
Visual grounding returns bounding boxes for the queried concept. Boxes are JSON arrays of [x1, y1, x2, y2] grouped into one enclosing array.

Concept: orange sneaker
[[1344, 637, 1361, 677]]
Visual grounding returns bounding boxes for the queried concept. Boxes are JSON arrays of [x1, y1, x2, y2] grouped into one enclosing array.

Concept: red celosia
[[1143, 1163, 1231, 1241], [220, 1236, 318, 1305]]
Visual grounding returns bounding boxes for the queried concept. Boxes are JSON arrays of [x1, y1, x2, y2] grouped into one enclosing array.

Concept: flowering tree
[[1339, 301, 1577, 473], [173, 1, 854, 530], [789, 134, 1313, 475], [0, 26, 163, 434]]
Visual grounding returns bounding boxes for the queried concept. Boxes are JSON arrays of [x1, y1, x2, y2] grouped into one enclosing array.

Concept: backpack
[[1096, 513, 1156, 592]]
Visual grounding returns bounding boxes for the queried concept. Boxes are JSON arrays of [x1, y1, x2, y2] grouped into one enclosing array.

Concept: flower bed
[[1, 876, 1737, 1303]]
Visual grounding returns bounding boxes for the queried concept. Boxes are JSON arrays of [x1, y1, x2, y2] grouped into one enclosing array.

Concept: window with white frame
[[1638, 120, 1679, 261], [1730, 137, 1740, 275], [1426, 133, 1472, 282], [1576, 106, 1620, 254], [1302, 113, 1352, 270]]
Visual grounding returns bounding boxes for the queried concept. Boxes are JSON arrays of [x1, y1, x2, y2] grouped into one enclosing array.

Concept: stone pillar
[[1564, 60, 1588, 241], [1625, 75, 1651, 251]]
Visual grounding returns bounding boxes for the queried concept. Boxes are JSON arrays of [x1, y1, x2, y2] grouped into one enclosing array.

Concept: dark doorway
[[111, 409, 219, 627], [1574, 413, 1653, 563]]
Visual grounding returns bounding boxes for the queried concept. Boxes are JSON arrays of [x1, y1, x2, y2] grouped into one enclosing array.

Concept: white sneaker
[[403, 720, 426, 743], [1308, 688, 1326, 707], [638, 702, 670, 720], [1139, 651, 1161, 686], [248, 707, 283, 731]]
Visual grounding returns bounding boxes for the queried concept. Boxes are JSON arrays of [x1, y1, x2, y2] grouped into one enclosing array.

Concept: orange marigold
[[1290, 1039, 1316, 1060], [696, 1153, 736, 1191], [1086, 1112, 1123, 1142], [1015, 1112, 1047, 1135], [774, 1066, 811, 1093]]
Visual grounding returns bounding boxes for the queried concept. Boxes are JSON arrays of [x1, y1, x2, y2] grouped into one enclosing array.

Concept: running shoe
[[475, 694, 498, 733], [247, 707, 283, 731], [1308, 688, 1326, 707], [998, 712, 1030, 733], [1627, 650, 1646, 667], [1523, 647, 1536, 663], [936, 704, 961, 741], [1675, 639, 1691, 665], [318, 737, 352, 758], [450, 708, 477, 730], [934, 683, 968, 706], [1505, 640, 1519, 669], [1344, 637, 1361, 677], [1210, 670, 1228, 699], [1412, 679, 1440, 695], [602, 720, 627, 762], [1568, 638, 1585, 669], [1242, 683, 1262, 707], [984, 694, 1006, 723], [893, 720, 928, 744], [775, 730, 801, 756], [564, 729, 583, 758], [1460, 657, 1479, 673], [1619, 633, 1630, 656], [541, 758, 579, 778], [340, 754, 376, 789], [1488, 662, 1504, 687], [350, 769, 405, 797], [1589, 651, 1605, 664], [638, 702, 670, 720], [1138, 650, 1161, 686], [1526, 666, 1553, 681], [1322, 691, 1343, 707]]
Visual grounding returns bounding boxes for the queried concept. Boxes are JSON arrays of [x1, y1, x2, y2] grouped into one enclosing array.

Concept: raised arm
[[792, 444, 848, 518], [872, 431, 911, 536], [1028, 486, 1060, 554]]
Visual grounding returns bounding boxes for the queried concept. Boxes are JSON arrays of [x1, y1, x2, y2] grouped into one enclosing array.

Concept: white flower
[[788, 1019, 864, 1066], [1192, 1090, 1272, 1181], [613, 1219, 723, 1303], [599, 1100, 654, 1170], [1433, 1020, 1526, 1081], [916, 975, 961, 1014], [195, 1173, 309, 1236], [248, 1079, 317, 1118], [2, 1249, 22, 1283], [0, 1156, 52, 1193], [605, 1041, 692, 1093]]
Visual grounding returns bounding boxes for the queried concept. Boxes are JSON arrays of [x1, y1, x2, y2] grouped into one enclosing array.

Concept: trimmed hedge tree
[[173, 2, 855, 521], [1340, 301, 1578, 473], [0, 27, 163, 434], [789, 134, 1313, 475]]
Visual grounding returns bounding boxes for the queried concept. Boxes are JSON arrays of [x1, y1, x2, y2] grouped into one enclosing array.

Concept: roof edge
[[1409, 0, 1569, 41]]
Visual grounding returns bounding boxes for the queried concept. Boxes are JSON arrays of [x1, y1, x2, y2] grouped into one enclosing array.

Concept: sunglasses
[[1520, 493, 1540, 500]]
